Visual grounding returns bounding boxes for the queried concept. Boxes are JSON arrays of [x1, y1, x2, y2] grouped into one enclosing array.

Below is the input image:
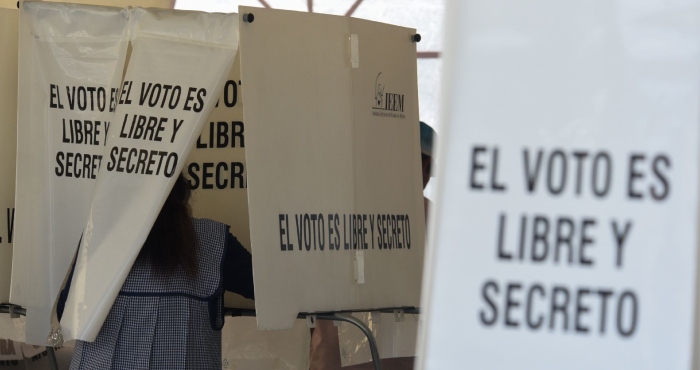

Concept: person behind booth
[[420, 120, 436, 222], [57, 174, 254, 370]]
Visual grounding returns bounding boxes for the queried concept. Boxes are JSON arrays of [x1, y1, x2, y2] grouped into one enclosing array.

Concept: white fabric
[[61, 7, 238, 342], [11, 2, 130, 345]]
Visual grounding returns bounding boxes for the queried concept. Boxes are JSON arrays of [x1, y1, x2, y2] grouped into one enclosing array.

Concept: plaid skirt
[[70, 219, 229, 370]]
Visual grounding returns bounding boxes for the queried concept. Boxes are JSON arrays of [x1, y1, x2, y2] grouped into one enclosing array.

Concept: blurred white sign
[[418, 1, 700, 369]]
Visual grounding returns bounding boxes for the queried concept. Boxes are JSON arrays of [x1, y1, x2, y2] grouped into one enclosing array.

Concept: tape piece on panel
[[355, 250, 365, 284], [350, 34, 359, 68]]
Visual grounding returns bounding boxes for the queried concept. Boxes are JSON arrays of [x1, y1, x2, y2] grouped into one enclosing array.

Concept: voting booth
[[239, 6, 424, 331], [0, 2, 425, 368], [13, 0, 700, 369], [417, 0, 700, 369]]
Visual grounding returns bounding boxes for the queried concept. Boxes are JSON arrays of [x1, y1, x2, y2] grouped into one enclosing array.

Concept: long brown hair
[[139, 174, 198, 275]]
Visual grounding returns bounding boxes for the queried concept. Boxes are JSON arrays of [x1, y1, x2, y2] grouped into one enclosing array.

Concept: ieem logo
[[372, 72, 405, 119]]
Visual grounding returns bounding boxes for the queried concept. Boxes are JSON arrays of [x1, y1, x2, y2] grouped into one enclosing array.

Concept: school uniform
[[59, 218, 253, 370]]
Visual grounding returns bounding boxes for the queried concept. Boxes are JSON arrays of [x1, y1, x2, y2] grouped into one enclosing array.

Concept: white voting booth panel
[[22, 346, 73, 370], [0, 6, 14, 308], [1, 0, 172, 347], [186, 52, 253, 309], [418, 1, 700, 370], [11, 2, 130, 345], [239, 6, 425, 330], [0, 8, 25, 344], [61, 8, 238, 342]]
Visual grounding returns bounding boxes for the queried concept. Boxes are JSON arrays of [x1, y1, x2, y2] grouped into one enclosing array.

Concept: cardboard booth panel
[[239, 6, 424, 330], [417, 1, 700, 369], [0, 5, 19, 312], [0, 8, 23, 343], [348, 15, 423, 306], [186, 51, 253, 309], [23, 346, 73, 369], [11, 2, 130, 345], [0, 339, 22, 361], [18, 343, 46, 360], [222, 317, 310, 370], [0, 6, 17, 307], [0, 318, 24, 345], [61, 8, 239, 342], [0, 345, 74, 369]]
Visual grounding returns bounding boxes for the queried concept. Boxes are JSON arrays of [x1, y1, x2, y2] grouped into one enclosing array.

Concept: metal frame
[[317, 313, 382, 370], [3, 303, 419, 370], [226, 306, 420, 370], [0, 304, 59, 370]]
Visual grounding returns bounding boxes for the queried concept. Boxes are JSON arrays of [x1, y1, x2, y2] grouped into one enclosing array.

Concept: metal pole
[[0, 304, 26, 316], [317, 313, 382, 370]]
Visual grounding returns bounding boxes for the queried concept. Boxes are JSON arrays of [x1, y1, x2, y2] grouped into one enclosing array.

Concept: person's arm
[[222, 233, 254, 300]]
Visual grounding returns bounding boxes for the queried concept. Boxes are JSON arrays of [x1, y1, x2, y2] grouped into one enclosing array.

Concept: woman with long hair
[[59, 174, 254, 369]]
